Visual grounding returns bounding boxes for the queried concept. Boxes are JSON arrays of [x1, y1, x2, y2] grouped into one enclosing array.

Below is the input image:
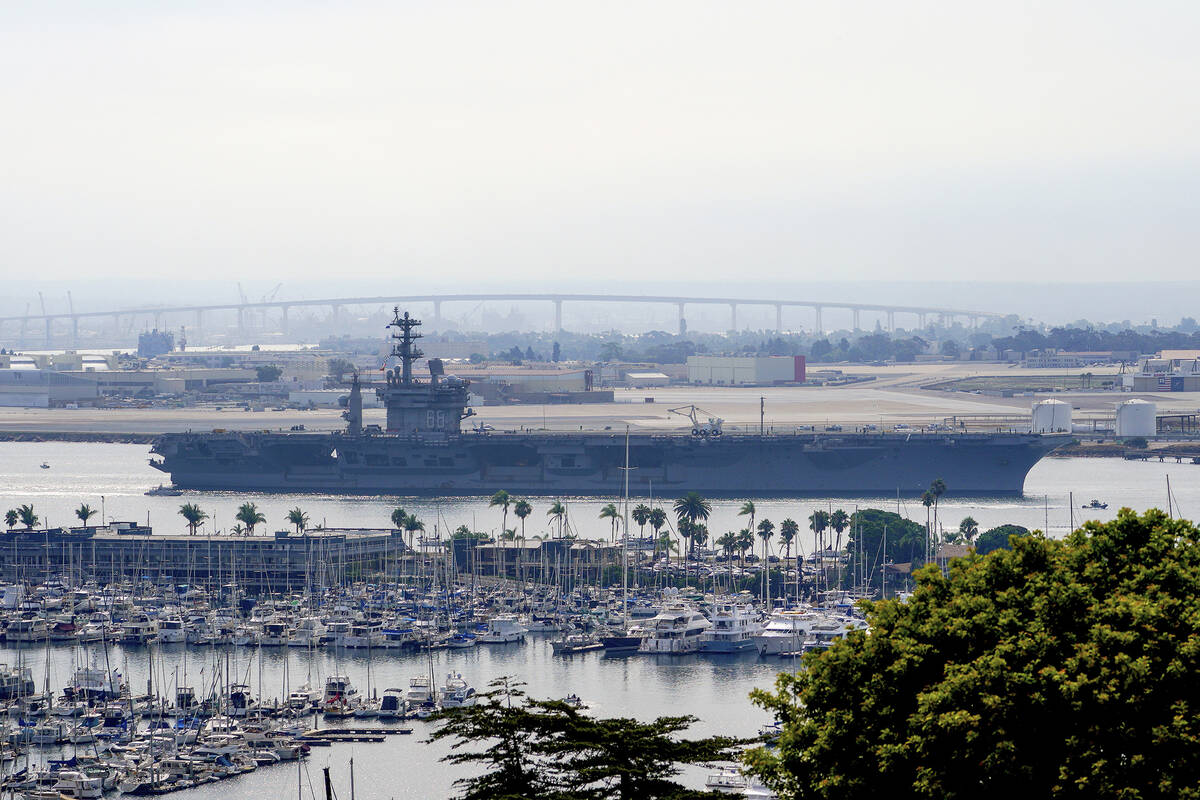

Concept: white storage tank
[[1031, 399, 1072, 432], [1115, 399, 1157, 437]]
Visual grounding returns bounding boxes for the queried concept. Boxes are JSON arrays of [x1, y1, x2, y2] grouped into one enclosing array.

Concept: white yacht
[[286, 683, 321, 710], [5, 618, 48, 643], [477, 615, 528, 644], [699, 600, 763, 653], [260, 620, 290, 647], [287, 617, 326, 647], [438, 671, 476, 708], [754, 608, 824, 656], [404, 675, 435, 711], [321, 674, 358, 715], [705, 765, 777, 798], [378, 687, 406, 720], [637, 603, 712, 654], [157, 615, 186, 644], [118, 617, 158, 645]]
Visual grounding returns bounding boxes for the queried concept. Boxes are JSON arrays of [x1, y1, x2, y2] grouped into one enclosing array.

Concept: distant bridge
[[0, 293, 1006, 348]]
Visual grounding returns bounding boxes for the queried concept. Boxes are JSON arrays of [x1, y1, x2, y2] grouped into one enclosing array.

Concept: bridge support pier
[[433, 300, 442, 329], [814, 306, 823, 334], [71, 316, 79, 348], [554, 299, 562, 334], [677, 302, 686, 336], [237, 307, 246, 338], [775, 304, 782, 332], [887, 310, 894, 332], [730, 303, 737, 331], [852, 309, 861, 331], [280, 305, 289, 334], [44, 317, 52, 348], [330, 304, 341, 332]]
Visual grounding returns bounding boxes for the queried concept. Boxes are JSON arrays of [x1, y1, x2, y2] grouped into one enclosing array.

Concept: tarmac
[[1, 362, 1196, 437]]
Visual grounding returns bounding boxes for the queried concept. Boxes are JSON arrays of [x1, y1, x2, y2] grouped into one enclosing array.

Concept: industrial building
[[1126, 351, 1200, 392], [0, 369, 99, 408], [0, 524, 405, 594], [686, 355, 806, 385]]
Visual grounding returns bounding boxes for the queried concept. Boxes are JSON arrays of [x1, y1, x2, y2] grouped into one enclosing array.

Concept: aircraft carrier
[[150, 310, 1067, 497]]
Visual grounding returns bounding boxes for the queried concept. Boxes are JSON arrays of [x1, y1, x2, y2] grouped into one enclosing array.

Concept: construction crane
[[668, 405, 724, 437]]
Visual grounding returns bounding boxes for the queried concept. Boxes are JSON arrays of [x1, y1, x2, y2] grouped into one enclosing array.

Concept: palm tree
[[676, 519, 693, 580], [959, 516, 979, 545], [390, 507, 408, 530], [178, 503, 208, 536], [716, 532, 738, 584], [235, 502, 265, 536], [75, 503, 97, 527], [779, 518, 798, 598], [230, 523, 245, 537], [489, 490, 511, 538], [547, 501, 566, 539], [737, 528, 754, 568], [829, 509, 850, 552], [756, 518, 775, 561], [921, 491, 935, 560], [673, 492, 711, 562], [599, 503, 622, 542], [4, 509, 17, 529], [738, 501, 756, 542], [808, 509, 830, 555], [648, 507, 666, 539], [513, 500, 532, 540], [286, 507, 309, 535], [403, 515, 425, 548], [16, 504, 38, 530], [930, 478, 947, 541], [631, 504, 651, 538]]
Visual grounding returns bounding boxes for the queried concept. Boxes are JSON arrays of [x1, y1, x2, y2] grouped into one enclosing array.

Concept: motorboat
[[1082, 499, 1108, 509], [286, 683, 321, 711], [157, 615, 186, 644], [144, 484, 184, 496], [438, 672, 476, 708], [599, 624, 646, 653], [551, 632, 604, 654], [378, 688, 406, 720], [476, 615, 528, 644], [321, 675, 358, 716], [699, 600, 763, 653], [637, 603, 712, 654], [705, 765, 776, 798], [753, 609, 824, 656]]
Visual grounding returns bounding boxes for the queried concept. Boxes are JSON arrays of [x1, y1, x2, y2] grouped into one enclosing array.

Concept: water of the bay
[[0, 442, 1195, 799]]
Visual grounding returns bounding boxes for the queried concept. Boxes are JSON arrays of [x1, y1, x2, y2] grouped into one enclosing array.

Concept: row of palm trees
[[5, 503, 102, 531], [177, 502, 267, 536]]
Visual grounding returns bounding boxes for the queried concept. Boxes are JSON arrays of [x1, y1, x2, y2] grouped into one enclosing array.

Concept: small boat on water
[[438, 671, 476, 708], [145, 484, 184, 496], [40, 463, 50, 469], [1082, 499, 1108, 509], [378, 688, 406, 720]]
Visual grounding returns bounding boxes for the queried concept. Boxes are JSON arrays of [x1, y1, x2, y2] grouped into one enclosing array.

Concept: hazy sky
[[3, 1, 1198, 286]]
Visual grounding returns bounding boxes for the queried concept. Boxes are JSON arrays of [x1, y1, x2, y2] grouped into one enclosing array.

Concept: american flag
[[1157, 374, 1172, 390]]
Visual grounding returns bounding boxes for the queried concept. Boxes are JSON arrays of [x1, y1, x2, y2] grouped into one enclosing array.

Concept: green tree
[[829, 509, 850, 551], [16, 504, 38, 530], [632, 503, 651, 537], [975, 523, 1029, 555], [738, 501, 756, 543], [957, 515, 979, 544], [547, 500, 566, 539], [235, 502, 265, 536], [737, 528, 754, 568], [286, 507, 309, 535], [842, 508, 926, 591], [255, 364, 283, 382], [513, 499, 532, 541], [747, 509, 1200, 800], [808, 510, 830, 556], [921, 490, 935, 558], [929, 477, 947, 541], [3, 509, 16, 529], [391, 506, 409, 530], [178, 503, 208, 536], [75, 503, 97, 527], [490, 490, 512, 578], [599, 502, 622, 542], [229, 523, 245, 537], [673, 492, 712, 561], [429, 676, 739, 800]]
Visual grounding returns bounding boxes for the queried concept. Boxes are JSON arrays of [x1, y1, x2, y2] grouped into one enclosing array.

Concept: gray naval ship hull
[[150, 430, 1068, 496]]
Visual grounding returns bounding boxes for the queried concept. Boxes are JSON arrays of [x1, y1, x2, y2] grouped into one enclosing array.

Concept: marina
[[0, 440, 1195, 797]]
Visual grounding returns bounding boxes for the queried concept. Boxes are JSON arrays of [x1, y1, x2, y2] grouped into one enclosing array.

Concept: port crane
[[668, 405, 724, 437]]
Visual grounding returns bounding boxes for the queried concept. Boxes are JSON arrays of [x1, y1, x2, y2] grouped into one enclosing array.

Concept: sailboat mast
[[622, 427, 631, 624]]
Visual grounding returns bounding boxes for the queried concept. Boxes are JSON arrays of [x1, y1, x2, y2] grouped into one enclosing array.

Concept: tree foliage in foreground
[[746, 509, 1200, 800], [429, 677, 739, 800]]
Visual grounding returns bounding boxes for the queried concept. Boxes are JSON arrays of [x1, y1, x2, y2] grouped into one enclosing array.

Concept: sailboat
[[600, 427, 645, 653]]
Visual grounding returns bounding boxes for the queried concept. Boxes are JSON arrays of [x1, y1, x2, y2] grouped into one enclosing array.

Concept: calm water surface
[[0, 443, 1195, 798]]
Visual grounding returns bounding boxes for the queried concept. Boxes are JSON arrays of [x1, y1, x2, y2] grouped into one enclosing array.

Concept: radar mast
[[387, 307, 423, 385]]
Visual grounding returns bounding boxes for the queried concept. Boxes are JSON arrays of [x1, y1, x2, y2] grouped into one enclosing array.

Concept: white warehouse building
[[686, 356, 806, 385]]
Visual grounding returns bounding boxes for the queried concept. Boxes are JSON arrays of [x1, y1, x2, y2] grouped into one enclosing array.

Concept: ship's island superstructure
[[150, 309, 1066, 496]]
